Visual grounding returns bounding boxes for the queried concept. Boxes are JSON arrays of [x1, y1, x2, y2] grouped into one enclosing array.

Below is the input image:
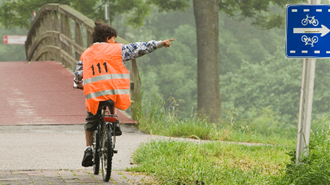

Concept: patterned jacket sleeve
[[121, 40, 163, 61], [73, 60, 83, 89]]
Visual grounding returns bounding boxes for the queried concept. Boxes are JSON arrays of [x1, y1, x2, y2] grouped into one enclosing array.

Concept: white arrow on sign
[[294, 24, 330, 37]]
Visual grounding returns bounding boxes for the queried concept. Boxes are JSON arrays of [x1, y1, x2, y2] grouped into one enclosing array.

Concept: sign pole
[[295, 0, 320, 164], [105, 0, 110, 25]]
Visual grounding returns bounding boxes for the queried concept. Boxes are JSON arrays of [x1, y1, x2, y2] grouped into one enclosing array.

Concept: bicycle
[[301, 14, 319, 26], [91, 100, 120, 182], [301, 35, 318, 47]]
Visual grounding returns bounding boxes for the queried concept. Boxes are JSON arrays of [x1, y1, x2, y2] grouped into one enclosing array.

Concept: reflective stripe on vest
[[84, 73, 130, 85], [86, 89, 130, 100]]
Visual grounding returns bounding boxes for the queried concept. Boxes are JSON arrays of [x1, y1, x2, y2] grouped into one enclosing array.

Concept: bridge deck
[[0, 61, 86, 125]]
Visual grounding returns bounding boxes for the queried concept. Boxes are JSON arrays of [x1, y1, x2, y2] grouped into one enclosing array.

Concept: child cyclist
[[73, 22, 175, 167]]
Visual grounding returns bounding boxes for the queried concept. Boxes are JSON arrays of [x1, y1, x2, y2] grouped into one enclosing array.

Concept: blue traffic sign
[[286, 5, 330, 58]]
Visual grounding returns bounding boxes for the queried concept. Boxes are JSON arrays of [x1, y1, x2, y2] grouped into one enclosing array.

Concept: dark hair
[[92, 22, 117, 43]]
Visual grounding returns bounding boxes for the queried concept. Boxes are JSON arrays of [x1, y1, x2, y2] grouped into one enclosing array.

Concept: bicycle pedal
[[113, 150, 118, 154]]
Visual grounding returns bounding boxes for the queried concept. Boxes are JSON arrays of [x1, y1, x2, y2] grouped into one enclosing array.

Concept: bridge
[[1, 3, 141, 125]]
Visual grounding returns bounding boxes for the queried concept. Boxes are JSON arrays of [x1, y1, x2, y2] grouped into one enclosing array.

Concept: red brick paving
[[0, 61, 86, 125]]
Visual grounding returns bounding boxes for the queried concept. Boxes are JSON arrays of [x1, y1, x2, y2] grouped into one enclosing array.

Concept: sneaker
[[81, 148, 93, 167]]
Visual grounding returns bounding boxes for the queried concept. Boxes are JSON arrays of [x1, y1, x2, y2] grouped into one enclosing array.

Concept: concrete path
[[0, 124, 167, 184]]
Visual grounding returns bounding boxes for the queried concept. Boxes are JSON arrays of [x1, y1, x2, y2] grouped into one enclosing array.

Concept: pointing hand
[[161, 39, 175, 47]]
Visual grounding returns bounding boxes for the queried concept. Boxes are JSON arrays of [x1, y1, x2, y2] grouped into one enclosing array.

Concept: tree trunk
[[193, 0, 221, 123]]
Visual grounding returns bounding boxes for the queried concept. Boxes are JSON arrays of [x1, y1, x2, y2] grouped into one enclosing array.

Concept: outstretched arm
[[73, 39, 175, 89], [121, 39, 175, 61]]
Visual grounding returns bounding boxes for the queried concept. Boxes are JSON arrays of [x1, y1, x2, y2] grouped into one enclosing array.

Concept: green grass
[[130, 140, 290, 184], [131, 96, 330, 184], [277, 116, 330, 184], [129, 123, 330, 184]]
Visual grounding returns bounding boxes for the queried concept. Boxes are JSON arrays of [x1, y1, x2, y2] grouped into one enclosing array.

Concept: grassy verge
[[130, 115, 330, 184], [129, 96, 330, 184], [129, 140, 290, 184]]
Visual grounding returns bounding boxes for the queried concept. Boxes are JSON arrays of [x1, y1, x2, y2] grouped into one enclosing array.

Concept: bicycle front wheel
[[101, 125, 113, 182]]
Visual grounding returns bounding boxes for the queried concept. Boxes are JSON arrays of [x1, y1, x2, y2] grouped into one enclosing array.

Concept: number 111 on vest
[[91, 62, 108, 75]]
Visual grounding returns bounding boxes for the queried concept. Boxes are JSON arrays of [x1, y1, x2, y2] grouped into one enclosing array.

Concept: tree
[[193, 0, 221, 122]]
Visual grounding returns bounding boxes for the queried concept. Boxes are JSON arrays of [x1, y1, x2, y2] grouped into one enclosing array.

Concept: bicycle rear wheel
[[92, 130, 100, 175], [101, 125, 113, 182]]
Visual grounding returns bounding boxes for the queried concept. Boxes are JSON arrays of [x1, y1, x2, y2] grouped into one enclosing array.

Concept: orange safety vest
[[81, 43, 131, 115]]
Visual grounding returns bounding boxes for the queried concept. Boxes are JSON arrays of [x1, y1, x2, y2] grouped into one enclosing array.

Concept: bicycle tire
[[101, 124, 113, 182], [301, 19, 308, 26], [93, 130, 100, 175]]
